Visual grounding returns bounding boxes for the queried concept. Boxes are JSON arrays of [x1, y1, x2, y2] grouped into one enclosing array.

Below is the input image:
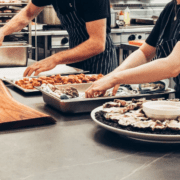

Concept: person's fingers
[[34, 68, 45, 76], [101, 90, 106, 97], [27, 66, 39, 77], [87, 89, 96, 98], [85, 84, 95, 98], [112, 84, 120, 96], [85, 89, 90, 98], [23, 67, 30, 77]]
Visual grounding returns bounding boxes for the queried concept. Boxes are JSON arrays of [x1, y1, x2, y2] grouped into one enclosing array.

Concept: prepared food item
[[14, 74, 104, 90], [3, 9, 12, 13], [95, 98, 180, 134], [40, 84, 80, 99]]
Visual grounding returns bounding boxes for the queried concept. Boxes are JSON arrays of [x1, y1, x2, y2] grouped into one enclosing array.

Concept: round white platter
[[91, 106, 180, 143]]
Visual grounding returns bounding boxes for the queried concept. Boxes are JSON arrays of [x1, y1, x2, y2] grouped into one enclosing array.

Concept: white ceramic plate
[[91, 106, 180, 143]]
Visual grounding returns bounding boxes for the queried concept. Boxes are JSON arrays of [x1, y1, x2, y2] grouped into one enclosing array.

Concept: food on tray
[[14, 74, 104, 90], [39, 83, 141, 100], [139, 81, 166, 94], [95, 98, 180, 134], [107, 85, 139, 96], [40, 84, 80, 99], [141, 83, 164, 90], [3, 9, 12, 13]]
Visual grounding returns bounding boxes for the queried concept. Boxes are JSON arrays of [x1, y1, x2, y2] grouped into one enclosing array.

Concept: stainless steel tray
[[36, 84, 176, 113], [0, 42, 31, 67], [4, 78, 39, 93], [3, 73, 91, 93]]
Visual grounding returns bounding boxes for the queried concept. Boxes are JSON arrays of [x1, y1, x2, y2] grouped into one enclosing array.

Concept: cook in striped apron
[[156, 3, 180, 98], [53, 0, 118, 75]]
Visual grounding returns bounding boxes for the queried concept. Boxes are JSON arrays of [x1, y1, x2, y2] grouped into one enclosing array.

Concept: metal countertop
[[31, 26, 154, 36], [0, 60, 180, 180]]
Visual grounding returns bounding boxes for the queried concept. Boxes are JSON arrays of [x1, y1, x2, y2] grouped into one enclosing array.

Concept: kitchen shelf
[[0, 3, 27, 6], [0, 13, 16, 16], [0, 0, 32, 59]]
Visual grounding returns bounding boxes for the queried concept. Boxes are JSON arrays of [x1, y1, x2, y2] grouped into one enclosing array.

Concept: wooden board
[[0, 80, 56, 130]]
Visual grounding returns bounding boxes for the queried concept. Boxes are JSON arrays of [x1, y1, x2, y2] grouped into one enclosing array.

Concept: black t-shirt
[[31, 0, 111, 33], [146, 1, 180, 47]]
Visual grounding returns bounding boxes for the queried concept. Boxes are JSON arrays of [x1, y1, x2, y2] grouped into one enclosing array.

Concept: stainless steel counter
[[31, 26, 153, 36], [0, 60, 179, 180]]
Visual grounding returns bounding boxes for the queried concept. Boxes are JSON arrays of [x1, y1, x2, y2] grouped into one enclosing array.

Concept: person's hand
[[0, 31, 5, 46], [23, 58, 57, 77], [85, 75, 120, 98]]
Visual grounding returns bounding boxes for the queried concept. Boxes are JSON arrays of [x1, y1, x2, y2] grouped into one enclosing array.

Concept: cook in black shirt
[[0, 0, 118, 75], [85, 0, 180, 98]]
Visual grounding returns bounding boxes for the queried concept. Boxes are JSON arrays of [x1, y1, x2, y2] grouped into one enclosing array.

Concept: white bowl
[[143, 101, 180, 120]]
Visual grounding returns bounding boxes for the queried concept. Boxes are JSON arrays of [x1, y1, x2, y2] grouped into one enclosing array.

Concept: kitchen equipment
[[91, 106, 180, 143], [143, 101, 180, 120], [0, 42, 31, 67], [110, 5, 117, 28], [0, 80, 55, 130], [37, 5, 61, 25], [36, 83, 175, 113], [124, 6, 130, 25], [132, 17, 157, 25], [128, 40, 145, 46]]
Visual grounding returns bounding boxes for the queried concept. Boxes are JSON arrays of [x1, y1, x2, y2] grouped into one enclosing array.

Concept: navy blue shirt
[[31, 0, 111, 33], [146, 1, 180, 47]]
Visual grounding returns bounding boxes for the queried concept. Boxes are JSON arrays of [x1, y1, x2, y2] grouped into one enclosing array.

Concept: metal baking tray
[[35, 84, 176, 113], [4, 78, 39, 93], [3, 73, 91, 93]]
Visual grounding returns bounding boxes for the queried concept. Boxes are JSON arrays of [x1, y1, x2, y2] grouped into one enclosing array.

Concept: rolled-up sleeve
[[81, 0, 109, 22]]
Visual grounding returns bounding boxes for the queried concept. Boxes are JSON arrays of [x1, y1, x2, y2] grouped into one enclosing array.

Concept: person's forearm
[[111, 57, 174, 85], [110, 49, 149, 76], [0, 4, 40, 36], [50, 38, 104, 65]]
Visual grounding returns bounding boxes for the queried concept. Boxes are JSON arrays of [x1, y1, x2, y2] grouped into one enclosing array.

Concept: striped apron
[[156, 3, 180, 98], [53, 0, 118, 75]]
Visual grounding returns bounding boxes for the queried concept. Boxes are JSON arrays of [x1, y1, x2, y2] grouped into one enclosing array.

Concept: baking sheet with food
[[4, 73, 104, 93], [0, 64, 89, 80], [91, 98, 180, 143], [35, 82, 175, 113]]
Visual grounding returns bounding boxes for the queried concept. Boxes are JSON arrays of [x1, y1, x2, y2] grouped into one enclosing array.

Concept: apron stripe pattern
[[54, 0, 118, 75]]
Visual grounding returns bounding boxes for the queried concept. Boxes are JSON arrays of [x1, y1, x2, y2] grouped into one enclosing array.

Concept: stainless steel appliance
[[0, 42, 31, 67]]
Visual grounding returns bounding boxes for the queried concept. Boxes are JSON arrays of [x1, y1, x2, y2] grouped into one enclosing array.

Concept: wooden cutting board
[[0, 80, 56, 130]]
